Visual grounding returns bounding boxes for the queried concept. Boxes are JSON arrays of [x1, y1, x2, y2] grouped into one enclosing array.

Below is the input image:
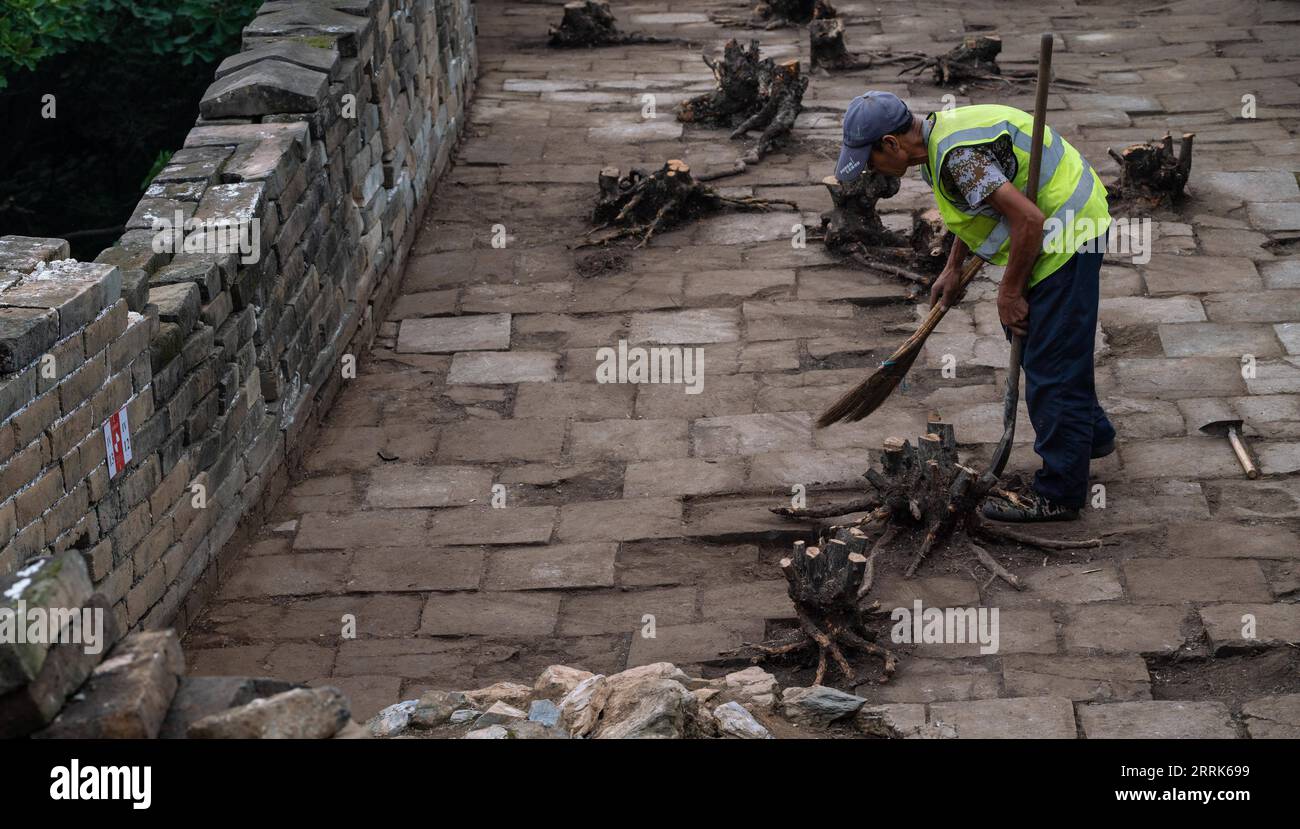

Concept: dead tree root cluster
[[548, 1, 675, 47], [678, 40, 807, 163], [580, 160, 798, 248], [1107, 132, 1195, 210], [811, 175, 953, 286], [710, 0, 837, 29], [899, 35, 1090, 90], [737, 417, 1136, 683]]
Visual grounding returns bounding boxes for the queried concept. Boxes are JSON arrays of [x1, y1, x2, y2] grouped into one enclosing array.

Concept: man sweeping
[[833, 91, 1113, 523]]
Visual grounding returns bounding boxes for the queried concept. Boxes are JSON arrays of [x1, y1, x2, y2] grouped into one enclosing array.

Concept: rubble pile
[[366, 662, 959, 739], [0, 551, 362, 739]]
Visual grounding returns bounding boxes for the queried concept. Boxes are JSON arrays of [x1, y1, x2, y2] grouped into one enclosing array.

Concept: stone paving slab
[[396, 314, 511, 353], [1240, 694, 1300, 739], [1077, 701, 1237, 739], [1062, 604, 1191, 655], [1001, 654, 1152, 703], [483, 542, 619, 591], [1198, 603, 1300, 653], [184, 0, 1300, 734], [929, 696, 1079, 739], [863, 658, 1002, 704]]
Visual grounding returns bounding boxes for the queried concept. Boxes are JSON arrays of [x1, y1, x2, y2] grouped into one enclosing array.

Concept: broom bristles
[[815, 345, 921, 428], [816, 257, 985, 428]]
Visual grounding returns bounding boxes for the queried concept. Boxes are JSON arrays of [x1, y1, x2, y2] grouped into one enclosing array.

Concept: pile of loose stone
[[1, 550, 363, 739], [368, 662, 959, 739]]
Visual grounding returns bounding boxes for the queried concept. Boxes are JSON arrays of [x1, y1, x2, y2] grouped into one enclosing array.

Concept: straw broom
[[816, 255, 983, 427]]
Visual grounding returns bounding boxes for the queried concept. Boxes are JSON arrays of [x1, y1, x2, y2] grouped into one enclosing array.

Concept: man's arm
[[984, 181, 1045, 336]]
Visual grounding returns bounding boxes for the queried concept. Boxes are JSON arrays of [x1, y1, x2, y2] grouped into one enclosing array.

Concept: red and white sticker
[[103, 405, 133, 479]]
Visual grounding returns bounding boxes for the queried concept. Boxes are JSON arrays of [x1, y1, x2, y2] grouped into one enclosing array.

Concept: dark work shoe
[[1090, 439, 1115, 460], [981, 493, 1080, 523]]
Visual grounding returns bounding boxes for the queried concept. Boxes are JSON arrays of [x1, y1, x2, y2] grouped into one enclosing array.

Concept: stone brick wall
[[0, 0, 477, 640]]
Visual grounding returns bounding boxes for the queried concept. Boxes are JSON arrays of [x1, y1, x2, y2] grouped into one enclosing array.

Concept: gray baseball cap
[[835, 91, 913, 182]]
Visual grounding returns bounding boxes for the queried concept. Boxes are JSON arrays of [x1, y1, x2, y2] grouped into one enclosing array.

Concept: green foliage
[[0, 0, 264, 89], [140, 149, 174, 191]]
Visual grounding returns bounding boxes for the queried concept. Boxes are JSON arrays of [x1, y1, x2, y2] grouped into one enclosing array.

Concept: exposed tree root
[[771, 497, 881, 519], [730, 59, 808, 163], [898, 34, 1090, 90], [678, 41, 808, 163], [971, 542, 1023, 590], [548, 1, 676, 47], [1107, 132, 1195, 210], [580, 160, 798, 248], [974, 521, 1110, 550], [810, 18, 926, 71], [710, 0, 837, 29]]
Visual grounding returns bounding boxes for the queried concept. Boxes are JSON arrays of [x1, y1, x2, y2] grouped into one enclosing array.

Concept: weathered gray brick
[[0, 550, 94, 695], [0, 262, 121, 336], [0, 307, 59, 374], [35, 630, 183, 738], [149, 282, 201, 335]]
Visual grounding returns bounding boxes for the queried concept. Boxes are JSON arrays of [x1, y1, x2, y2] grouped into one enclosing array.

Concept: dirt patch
[[1147, 648, 1300, 711], [501, 462, 627, 506], [1102, 324, 1163, 357], [574, 247, 628, 278]]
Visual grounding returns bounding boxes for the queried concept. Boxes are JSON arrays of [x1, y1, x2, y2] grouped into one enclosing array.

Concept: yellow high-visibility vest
[[922, 104, 1111, 287]]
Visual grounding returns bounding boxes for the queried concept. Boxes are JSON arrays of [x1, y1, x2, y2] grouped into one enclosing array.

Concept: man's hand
[[997, 289, 1029, 336], [929, 265, 965, 310], [984, 182, 1043, 339]]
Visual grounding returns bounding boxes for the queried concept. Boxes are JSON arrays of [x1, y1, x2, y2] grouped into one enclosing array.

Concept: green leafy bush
[[0, 0, 264, 255], [0, 0, 264, 89]]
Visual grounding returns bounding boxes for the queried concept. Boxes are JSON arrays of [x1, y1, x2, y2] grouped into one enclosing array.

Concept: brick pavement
[[184, 0, 1300, 736]]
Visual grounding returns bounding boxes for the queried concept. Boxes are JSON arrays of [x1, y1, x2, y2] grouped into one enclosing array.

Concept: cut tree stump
[[809, 18, 926, 71], [812, 176, 949, 285], [678, 40, 766, 126], [743, 415, 1128, 682], [580, 160, 799, 248], [729, 58, 808, 162], [770, 414, 1111, 570], [726, 529, 898, 686], [1107, 132, 1195, 208], [927, 35, 1004, 85], [711, 0, 837, 29], [678, 41, 809, 164], [909, 207, 953, 273], [548, 0, 672, 47], [900, 35, 1089, 89], [818, 172, 904, 251]]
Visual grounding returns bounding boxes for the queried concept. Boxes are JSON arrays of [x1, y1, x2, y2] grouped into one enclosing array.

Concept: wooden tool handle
[[1227, 426, 1260, 479], [910, 256, 985, 344], [979, 32, 1054, 489], [1025, 33, 1055, 204]]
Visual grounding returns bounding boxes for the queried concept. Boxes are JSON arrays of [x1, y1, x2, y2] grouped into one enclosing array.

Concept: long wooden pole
[[978, 32, 1053, 491]]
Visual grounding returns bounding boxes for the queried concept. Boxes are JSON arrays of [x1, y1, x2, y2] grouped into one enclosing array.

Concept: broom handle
[[980, 32, 1054, 490], [892, 256, 985, 362]]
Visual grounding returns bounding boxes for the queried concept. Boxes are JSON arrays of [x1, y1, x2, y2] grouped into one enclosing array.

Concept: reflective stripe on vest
[[932, 122, 1066, 209], [974, 158, 1096, 259], [923, 105, 1111, 286]]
